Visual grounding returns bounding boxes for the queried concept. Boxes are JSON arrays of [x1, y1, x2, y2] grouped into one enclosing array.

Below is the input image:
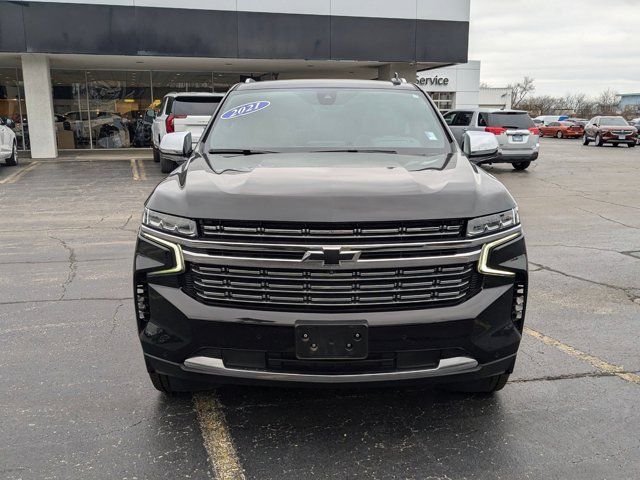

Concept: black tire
[[149, 372, 176, 395], [160, 156, 177, 174], [444, 373, 510, 394], [512, 161, 531, 171], [556, 130, 563, 139], [582, 134, 590, 146], [152, 145, 160, 163], [5, 141, 18, 166], [595, 134, 604, 147], [628, 142, 635, 148]]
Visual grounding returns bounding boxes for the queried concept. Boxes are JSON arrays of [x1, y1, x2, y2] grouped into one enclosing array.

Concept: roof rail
[[391, 72, 407, 86]]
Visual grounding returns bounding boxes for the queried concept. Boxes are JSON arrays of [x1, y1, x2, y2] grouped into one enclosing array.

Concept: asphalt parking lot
[[1, 139, 639, 480]]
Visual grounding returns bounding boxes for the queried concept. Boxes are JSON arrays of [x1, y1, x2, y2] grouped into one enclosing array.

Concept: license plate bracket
[[295, 321, 368, 360], [618, 135, 626, 140]]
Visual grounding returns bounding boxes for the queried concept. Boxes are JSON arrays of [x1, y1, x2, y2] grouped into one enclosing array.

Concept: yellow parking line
[[131, 159, 140, 180], [193, 393, 246, 480], [0, 161, 40, 185], [524, 326, 640, 385], [137, 158, 147, 180]]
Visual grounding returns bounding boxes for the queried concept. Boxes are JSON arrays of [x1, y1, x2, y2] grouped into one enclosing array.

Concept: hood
[[600, 125, 636, 132], [146, 153, 516, 222]]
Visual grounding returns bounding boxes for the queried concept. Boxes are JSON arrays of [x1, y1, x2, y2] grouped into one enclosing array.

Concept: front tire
[[513, 161, 531, 171], [149, 372, 177, 395], [583, 134, 590, 145], [556, 130, 563, 139], [152, 145, 160, 163], [444, 373, 510, 394], [629, 142, 636, 148], [595, 134, 604, 147], [160, 156, 177, 174], [5, 141, 18, 166]]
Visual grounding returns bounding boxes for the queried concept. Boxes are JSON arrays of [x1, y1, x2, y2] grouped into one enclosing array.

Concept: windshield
[[600, 117, 628, 127], [205, 87, 452, 170], [488, 112, 534, 129], [172, 97, 222, 116]]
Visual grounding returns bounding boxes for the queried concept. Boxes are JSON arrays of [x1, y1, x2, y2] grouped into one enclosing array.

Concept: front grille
[[184, 262, 482, 312], [611, 130, 633, 135], [199, 219, 465, 244]]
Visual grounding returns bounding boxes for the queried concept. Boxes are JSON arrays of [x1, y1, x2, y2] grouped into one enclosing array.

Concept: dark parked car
[[123, 109, 154, 147], [629, 119, 640, 144], [583, 116, 637, 147], [135, 79, 528, 395]]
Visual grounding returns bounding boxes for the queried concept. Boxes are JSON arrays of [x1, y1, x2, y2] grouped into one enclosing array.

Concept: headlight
[[467, 208, 519, 237], [142, 208, 197, 237]]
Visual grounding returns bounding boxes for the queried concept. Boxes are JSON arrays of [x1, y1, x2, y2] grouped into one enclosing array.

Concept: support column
[[21, 54, 57, 158], [377, 63, 418, 84]]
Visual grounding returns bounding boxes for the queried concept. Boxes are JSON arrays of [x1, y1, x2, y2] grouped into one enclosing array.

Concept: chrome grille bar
[[199, 219, 465, 244], [186, 263, 479, 310]]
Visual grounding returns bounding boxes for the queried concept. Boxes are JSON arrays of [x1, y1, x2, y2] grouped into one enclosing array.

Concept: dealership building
[[0, 0, 472, 158], [417, 61, 512, 111]]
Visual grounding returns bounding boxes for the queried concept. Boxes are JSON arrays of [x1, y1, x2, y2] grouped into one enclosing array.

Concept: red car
[[539, 121, 584, 139]]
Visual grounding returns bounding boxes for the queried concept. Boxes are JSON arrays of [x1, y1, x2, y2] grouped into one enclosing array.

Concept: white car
[[151, 92, 224, 173], [533, 115, 568, 126], [0, 117, 18, 166]]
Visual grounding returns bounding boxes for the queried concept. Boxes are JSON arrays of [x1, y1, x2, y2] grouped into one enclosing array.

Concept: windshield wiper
[[310, 149, 398, 154], [208, 149, 278, 155]]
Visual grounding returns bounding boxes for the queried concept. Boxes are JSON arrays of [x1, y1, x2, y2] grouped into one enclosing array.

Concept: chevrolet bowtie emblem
[[302, 247, 361, 266]]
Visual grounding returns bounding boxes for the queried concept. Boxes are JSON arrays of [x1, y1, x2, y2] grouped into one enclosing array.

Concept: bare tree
[[595, 89, 619, 115], [575, 101, 598, 119], [561, 93, 588, 115], [520, 95, 559, 117], [508, 77, 535, 108], [622, 105, 639, 120]]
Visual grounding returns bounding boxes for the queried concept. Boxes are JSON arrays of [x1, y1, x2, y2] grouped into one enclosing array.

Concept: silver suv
[[443, 109, 540, 170]]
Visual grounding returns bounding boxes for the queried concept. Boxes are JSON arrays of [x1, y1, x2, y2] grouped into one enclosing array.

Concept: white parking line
[[193, 393, 246, 480], [0, 161, 40, 185]]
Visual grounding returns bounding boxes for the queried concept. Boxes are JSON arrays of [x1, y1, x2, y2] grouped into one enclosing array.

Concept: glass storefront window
[[428, 92, 455, 111], [0, 68, 27, 150], [85, 70, 152, 148], [52, 70, 91, 149], [49, 69, 242, 149]]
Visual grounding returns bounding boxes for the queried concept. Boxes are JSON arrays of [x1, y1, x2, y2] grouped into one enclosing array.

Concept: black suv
[[135, 80, 528, 394]]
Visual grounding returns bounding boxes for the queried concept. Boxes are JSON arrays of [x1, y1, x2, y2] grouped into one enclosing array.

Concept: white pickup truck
[[151, 92, 224, 173]]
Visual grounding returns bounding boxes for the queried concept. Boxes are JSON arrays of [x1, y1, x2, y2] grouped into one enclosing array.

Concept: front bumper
[[135, 228, 528, 388]]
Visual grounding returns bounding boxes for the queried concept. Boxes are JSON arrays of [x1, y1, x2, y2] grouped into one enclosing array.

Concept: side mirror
[[4, 118, 15, 129], [462, 131, 501, 163], [159, 131, 193, 158], [145, 109, 156, 119]]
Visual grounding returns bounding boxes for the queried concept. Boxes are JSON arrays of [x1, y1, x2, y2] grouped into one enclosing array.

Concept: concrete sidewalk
[[18, 148, 154, 162]]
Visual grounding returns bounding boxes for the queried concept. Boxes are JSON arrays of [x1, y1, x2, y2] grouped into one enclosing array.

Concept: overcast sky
[[469, 0, 640, 98]]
